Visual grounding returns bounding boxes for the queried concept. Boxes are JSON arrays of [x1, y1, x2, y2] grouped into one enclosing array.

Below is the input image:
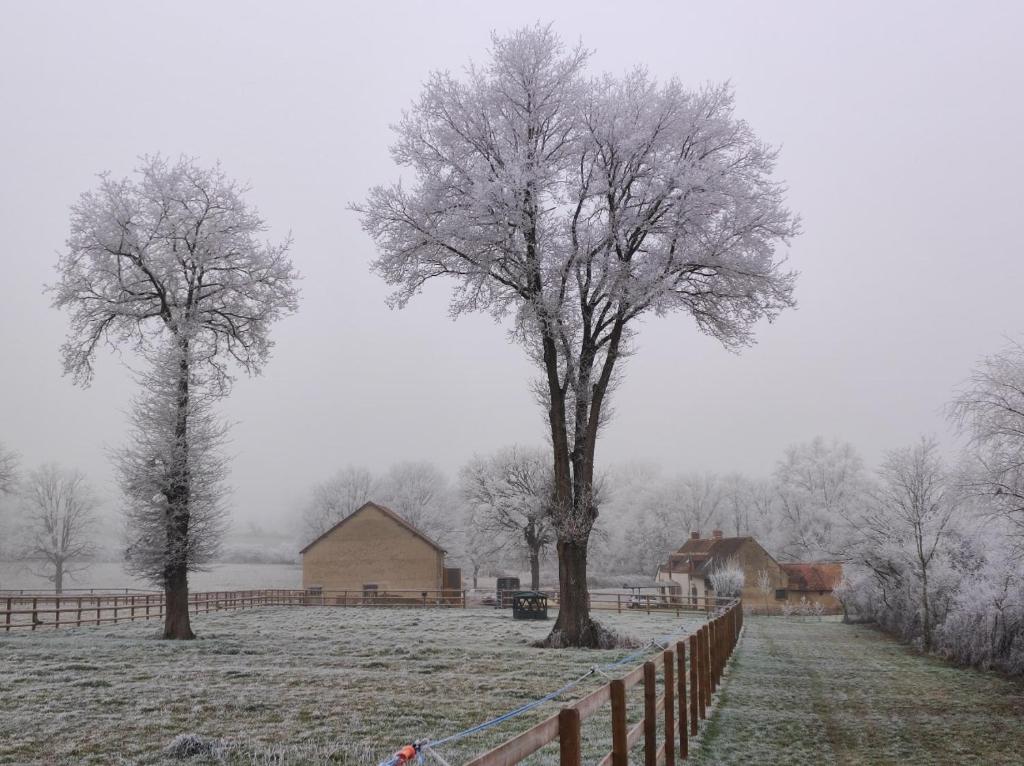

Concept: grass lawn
[[694, 615, 1024, 765], [0, 606, 704, 765]]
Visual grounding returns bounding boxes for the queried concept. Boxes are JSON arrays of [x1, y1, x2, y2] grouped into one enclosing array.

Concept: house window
[[774, 589, 787, 600]]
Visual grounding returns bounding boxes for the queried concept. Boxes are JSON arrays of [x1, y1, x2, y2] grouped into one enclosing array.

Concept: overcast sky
[[1, 1, 1021, 536]]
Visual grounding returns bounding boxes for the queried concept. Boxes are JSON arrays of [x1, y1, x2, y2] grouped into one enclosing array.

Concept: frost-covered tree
[[858, 438, 960, 650], [52, 155, 299, 639], [0, 443, 18, 495], [774, 437, 867, 559], [461, 446, 555, 589], [707, 556, 745, 599], [455, 504, 510, 590], [377, 461, 453, 543], [21, 464, 97, 593], [116, 346, 229, 631], [355, 25, 798, 646], [302, 466, 377, 540], [950, 340, 1024, 545]]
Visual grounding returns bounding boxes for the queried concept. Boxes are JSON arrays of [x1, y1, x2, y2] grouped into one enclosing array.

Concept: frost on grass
[[165, 734, 224, 759], [691, 616, 1024, 765], [0, 606, 705, 765]]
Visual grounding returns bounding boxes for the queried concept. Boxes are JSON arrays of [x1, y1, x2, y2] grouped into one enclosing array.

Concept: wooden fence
[[0, 588, 472, 630], [463, 599, 744, 766]]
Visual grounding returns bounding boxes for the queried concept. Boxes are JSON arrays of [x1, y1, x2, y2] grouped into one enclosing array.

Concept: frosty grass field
[[5, 606, 1024, 765], [692, 616, 1024, 766], [0, 605, 706, 765]]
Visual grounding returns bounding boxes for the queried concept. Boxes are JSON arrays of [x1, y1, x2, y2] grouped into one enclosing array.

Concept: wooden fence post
[[611, 678, 628, 766], [688, 634, 698, 736], [5, 596, 11, 632], [697, 628, 708, 720], [663, 650, 676, 766], [643, 661, 657, 766], [559, 707, 581, 766], [55, 597, 60, 630], [677, 641, 688, 759], [95, 596, 100, 626], [31, 597, 37, 630], [76, 596, 82, 627]]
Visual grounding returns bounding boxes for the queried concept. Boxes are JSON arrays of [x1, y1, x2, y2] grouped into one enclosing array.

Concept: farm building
[[654, 530, 843, 613], [300, 501, 460, 598]]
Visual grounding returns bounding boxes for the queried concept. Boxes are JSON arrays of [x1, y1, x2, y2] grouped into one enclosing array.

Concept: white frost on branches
[[354, 23, 799, 645], [20, 464, 97, 593], [116, 346, 229, 583], [707, 556, 745, 598]]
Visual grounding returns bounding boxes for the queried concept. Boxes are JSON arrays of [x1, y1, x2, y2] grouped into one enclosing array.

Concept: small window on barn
[[307, 586, 322, 596], [363, 584, 378, 596], [774, 589, 787, 600]]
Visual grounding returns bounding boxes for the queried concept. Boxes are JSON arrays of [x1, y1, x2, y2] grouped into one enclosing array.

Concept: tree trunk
[[472, 563, 479, 590], [540, 538, 610, 647], [163, 565, 194, 640], [54, 560, 63, 595], [529, 547, 541, 591], [163, 336, 195, 640]]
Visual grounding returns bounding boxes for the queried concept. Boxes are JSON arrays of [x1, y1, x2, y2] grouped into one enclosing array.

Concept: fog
[[2, 0, 1022, 537]]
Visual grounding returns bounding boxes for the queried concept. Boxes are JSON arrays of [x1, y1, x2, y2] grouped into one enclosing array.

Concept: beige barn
[[300, 501, 451, 596]]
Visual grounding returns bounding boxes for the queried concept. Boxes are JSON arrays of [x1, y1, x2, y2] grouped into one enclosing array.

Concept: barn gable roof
[[299, 501, 446, 555]]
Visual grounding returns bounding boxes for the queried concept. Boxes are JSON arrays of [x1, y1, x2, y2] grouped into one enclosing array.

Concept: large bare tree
[[21, 464, 97, 594], [355, 25, 799, 646], [950, 339, 1024, 545], [0, 443, 18, 495], [858, 438, 959, 650], [52, 155, 299, 638], [116, 345, 229, 622], [302, 466, 378, 540], [461, 446, 555, 589]]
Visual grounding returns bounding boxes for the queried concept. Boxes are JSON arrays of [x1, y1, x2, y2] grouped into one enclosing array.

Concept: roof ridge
[[299, 501, 447, 555]]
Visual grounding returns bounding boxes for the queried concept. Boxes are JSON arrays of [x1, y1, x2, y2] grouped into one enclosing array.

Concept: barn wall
[[302, 507, 443, 593], [732, 540, 789, 606]]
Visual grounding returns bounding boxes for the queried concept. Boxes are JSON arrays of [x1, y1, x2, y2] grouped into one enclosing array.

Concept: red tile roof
[[781, 562, 843, 592]]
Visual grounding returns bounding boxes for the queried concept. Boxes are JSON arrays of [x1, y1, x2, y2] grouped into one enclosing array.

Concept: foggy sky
[[1, 1, 1022, 536]]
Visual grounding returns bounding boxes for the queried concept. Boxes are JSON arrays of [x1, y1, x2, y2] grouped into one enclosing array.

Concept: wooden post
[[559, 707, 581, 766], [617, 593, 621, 613], [5, 596, 12, 632], [113, 596, 119, 624], [95, 596, 100, 626], [76, 596, 82, 627], [697, 628, 708, 720], [31, 597, 37, 630], [610, 679, 628, 766], [145, 594, 151, 620], [55, 597, 60, 630], [677, 641, 688, 759], [643, 661, 657, 766], [663, 650, 676, 766], [709, 620, 717, 693], [688, 634, 698, 736]]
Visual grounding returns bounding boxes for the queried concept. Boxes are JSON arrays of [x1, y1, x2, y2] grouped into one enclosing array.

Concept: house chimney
[[712, 529, 723, 540], [690, 531, 700, 540]]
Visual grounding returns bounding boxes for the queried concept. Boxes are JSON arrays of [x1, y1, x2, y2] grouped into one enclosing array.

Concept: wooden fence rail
[[463, 599, 744, 766], [0, 588, 473, 631]]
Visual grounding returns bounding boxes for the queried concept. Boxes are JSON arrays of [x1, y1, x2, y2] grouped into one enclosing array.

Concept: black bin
[[496, 576, 520, 608], [512, 591, 549, 620]]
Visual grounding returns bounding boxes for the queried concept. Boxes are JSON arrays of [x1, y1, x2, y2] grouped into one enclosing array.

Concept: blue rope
[[380, 606, 728, 762]]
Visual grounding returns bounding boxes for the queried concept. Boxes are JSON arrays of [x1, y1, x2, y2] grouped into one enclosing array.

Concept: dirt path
[[691, 616, 1024, 765]]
